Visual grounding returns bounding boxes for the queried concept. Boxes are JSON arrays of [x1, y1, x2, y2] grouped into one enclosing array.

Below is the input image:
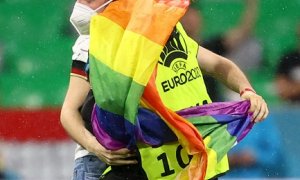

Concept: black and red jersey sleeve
[[70, 35, 90, 81], [71, 60, 88, 80]]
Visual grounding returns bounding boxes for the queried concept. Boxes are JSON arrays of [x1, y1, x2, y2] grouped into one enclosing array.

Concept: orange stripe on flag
[[100, 0, 188, 45], [142, 70, 207, 180]]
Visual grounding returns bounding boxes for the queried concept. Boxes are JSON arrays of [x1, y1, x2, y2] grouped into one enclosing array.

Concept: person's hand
[[240, 91, 269, 123], [87, 137, 138, 165]]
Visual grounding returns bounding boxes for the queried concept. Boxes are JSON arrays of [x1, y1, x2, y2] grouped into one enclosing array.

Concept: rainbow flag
[[92, 98, 253, 179], [89, 0, 253, 179]]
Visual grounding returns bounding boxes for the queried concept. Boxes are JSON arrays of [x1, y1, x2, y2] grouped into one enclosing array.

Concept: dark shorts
[[100, 152, 147, 180], [100, 165, 148, 180]]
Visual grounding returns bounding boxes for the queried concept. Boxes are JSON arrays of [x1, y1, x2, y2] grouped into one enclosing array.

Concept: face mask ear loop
[[94, 0, 113, 12]]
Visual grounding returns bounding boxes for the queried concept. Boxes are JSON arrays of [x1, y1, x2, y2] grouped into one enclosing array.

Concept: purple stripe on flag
[[177, 101, 250, 118], [92, 100, 253, 150], [91, 105, 126, 150], [177, 101, 253, 142]]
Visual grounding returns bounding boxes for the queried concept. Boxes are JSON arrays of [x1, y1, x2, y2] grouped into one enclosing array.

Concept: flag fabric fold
[[89, 0, 253, 179]]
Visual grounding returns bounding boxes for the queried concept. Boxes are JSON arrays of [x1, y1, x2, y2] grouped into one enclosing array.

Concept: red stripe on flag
[[0, 108, 69, 142]]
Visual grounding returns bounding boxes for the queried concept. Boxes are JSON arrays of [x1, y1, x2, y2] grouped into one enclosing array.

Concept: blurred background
[[0, 0, 300, 179]]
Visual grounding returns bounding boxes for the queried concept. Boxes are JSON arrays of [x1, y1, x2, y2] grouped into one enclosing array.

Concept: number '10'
[[157, 145, 193, 177]]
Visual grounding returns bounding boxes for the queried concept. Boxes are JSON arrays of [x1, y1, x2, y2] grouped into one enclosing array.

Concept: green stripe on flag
[[90, 55, 145, 123], [188, 116, 237, 162]]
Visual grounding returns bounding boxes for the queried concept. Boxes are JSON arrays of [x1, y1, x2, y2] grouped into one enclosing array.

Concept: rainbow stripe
[[89, 0, 253, 179]]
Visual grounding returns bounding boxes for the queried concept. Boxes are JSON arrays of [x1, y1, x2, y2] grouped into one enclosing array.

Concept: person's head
[[77, 0, 110, 10], [180, 7, 202, 42], [69, 0, 113, 35]]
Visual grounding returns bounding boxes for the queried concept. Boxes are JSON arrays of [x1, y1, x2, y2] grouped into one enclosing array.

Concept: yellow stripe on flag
[[90, 16, 163, 86]]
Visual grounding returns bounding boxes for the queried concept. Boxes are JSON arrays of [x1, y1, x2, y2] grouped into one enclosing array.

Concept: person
[[60, 1, 137, 180], [60, 0, 269, 179], [181, 1, 284, 177], [181, 0, 262, 101], [275, 23, 300, 103]]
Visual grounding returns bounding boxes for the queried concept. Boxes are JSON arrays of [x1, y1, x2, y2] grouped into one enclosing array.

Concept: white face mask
[[69, 0, 113, 35]]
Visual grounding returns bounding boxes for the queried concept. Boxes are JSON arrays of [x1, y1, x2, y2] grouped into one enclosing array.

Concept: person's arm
[[60, 76, 137, 165], [61, 35, 137, 165], [197, 46, 268, 122], [60, 76, 97, 153]]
